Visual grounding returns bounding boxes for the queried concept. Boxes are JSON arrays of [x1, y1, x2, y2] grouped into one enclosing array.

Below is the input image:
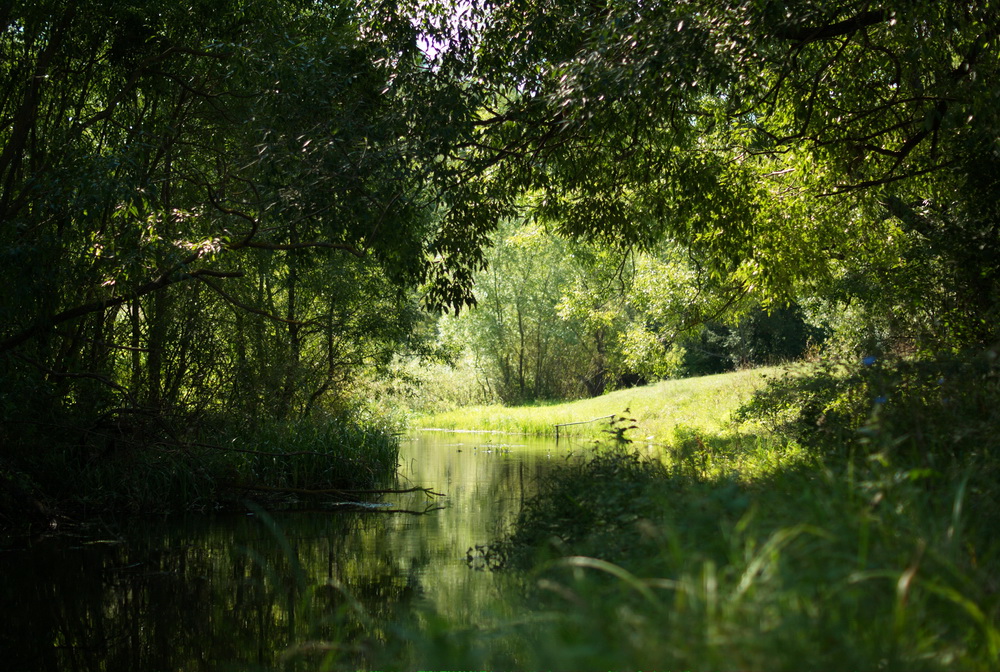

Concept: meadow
[[413, 367, 779, 442]]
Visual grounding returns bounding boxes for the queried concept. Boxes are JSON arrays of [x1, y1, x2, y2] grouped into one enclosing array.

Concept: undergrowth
[[0, 410, 401, 528]]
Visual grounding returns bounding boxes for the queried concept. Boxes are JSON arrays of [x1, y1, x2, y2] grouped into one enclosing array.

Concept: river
[[0, 430, 584, 670]]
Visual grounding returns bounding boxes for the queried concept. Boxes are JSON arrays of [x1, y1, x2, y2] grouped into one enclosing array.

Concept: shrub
[[736, 351, 1000, 464]]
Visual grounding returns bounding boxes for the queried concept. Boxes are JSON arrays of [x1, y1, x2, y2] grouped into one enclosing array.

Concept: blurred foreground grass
[[292, 364, 1000, 670]]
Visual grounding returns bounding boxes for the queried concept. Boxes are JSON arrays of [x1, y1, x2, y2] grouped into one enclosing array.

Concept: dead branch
[[226, 483, 446, 498], [189, 441, 347, 458], [288, 504, 447, 515], [359, 505, 447, 515]]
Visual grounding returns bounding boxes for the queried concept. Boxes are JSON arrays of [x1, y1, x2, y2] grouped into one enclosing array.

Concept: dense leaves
[[429, 0, 1000, 346], [0, 0, 500, 491]]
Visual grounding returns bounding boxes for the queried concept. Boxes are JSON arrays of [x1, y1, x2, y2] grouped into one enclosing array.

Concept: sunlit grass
[[413, 367, 779, 446]]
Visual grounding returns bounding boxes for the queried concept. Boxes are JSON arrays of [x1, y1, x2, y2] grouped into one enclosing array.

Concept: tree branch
[[226, 482, 446, 497], [10, 352, 131, 395], [773, 9, 888, 46], [240, 240, 366, 257], [824, 159, 959, 194], [0, 266, 243, 354], [195, 275, 306, 325]]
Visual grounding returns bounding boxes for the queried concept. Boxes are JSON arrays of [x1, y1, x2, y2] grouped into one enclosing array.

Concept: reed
[[2, 412, 402, 520]]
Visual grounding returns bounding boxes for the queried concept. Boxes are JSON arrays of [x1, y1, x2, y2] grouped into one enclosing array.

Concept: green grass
[[446, 450, 1000, 671], [374, 457, 1000, 670], [413, 367, 779, 445], [374, 360, 1000, 670]]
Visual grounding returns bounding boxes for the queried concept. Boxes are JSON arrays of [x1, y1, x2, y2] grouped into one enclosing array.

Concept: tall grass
[[367, 446, 998, 670], [2, 411, 402, 521]]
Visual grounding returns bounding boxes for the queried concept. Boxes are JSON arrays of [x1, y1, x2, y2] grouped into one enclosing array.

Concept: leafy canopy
[[421, 0, 1000, 336]]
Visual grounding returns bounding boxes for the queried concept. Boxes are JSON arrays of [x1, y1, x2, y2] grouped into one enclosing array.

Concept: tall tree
[[426, 0, 1000, 347], [0, 0, 494, 453]]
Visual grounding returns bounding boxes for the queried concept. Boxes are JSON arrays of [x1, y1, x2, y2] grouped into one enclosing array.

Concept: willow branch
[[0, 266, 243, 353]]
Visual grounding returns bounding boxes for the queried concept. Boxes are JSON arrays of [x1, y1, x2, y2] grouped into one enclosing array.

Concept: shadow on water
[[0, 431, 582, 671]]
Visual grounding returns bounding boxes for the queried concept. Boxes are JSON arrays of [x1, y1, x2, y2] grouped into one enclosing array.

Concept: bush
[[0, 409, 402, 526], [486, 445, 672, 571], [679, 305, 826, 378], [736, 350, 1000, 464]]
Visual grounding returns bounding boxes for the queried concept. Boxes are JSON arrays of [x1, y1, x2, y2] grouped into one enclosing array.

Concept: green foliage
[[219, 413, 402, 491], [737, 351, 1000, 464], [492, 465, 1000, 670], [0, 0, 481, 519], [431, 223, 801, 404], [681, 305, 827, 376], [417, 0, 1000, 352], [451, 219, 589, 403]]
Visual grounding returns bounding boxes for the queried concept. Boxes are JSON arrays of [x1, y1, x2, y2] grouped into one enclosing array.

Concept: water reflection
[[0, 431, 578, 670]]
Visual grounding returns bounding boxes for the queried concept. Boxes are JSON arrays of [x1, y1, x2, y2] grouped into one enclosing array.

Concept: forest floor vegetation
[[0, 412, 401, 534]]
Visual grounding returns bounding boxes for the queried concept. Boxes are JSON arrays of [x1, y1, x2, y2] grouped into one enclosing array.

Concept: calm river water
[[0, 431, 583, 670]]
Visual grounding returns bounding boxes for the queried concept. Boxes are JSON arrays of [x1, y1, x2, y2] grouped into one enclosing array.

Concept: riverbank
[[391, 362, 1000, 670], [414, 367, 778, 444]]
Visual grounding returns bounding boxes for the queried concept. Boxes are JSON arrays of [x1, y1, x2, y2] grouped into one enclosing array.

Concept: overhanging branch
[[0, 266, 243, 354], [773, 9, 888, 46]]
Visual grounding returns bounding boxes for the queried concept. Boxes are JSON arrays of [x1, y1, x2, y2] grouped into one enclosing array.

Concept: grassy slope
[[412, 367, 779, 444]]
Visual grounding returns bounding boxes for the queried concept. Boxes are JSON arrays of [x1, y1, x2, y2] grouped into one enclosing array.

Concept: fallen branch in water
[[300, 504, 448, 516], [225, 483, 445, 498], [190, 441, 336, 458], [363, 506, 447, 515]]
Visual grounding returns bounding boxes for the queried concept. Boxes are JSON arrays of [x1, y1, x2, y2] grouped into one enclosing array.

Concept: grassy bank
[[414, 367, 779, 445], [380, 360, 1000, 669]]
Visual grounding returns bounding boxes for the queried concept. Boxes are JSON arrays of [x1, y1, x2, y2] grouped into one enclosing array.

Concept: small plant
[[601, 408, 638, 447]]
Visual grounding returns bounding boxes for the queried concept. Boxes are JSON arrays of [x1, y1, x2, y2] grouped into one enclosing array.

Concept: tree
[[449, 219, 587, 403], [444, 225, 766, 401], [425, 0, 1000, 347], [0, 0, 493, 460]]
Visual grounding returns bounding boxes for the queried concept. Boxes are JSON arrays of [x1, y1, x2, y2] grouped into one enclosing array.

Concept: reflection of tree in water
[[1, 511, 429, 671], [2, 434, 571, 670]]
